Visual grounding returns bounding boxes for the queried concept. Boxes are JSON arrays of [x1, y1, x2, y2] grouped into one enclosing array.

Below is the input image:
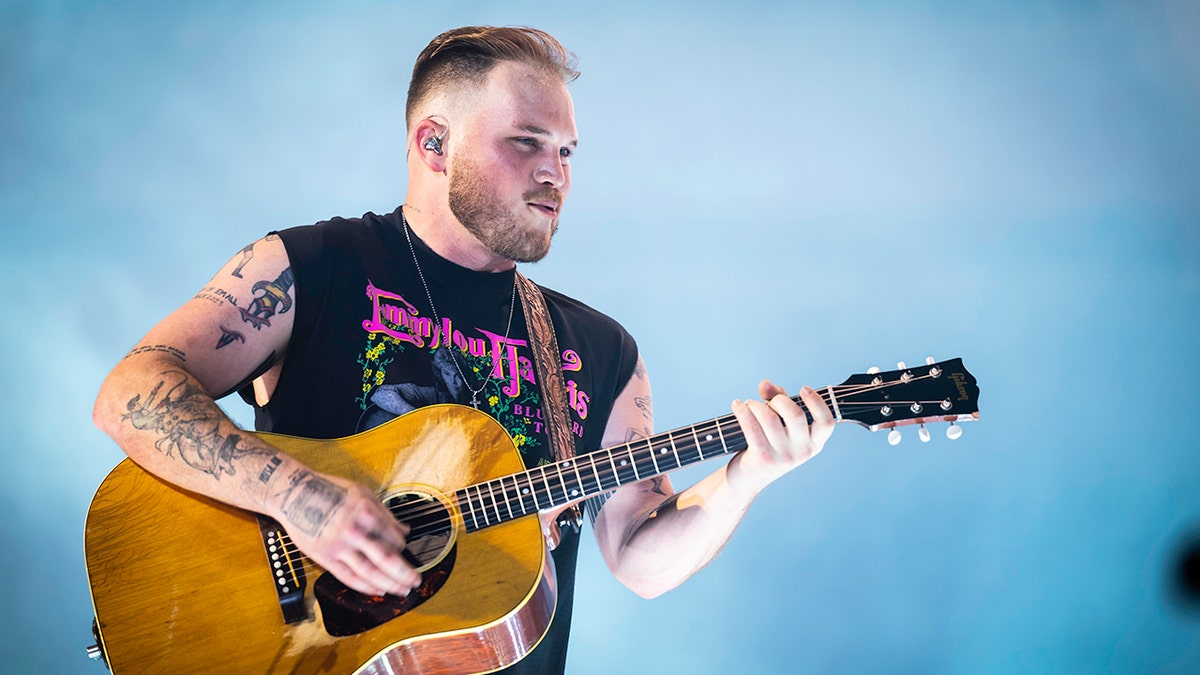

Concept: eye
[[559, 147, 574, 159], [515, 137, 539, 150]]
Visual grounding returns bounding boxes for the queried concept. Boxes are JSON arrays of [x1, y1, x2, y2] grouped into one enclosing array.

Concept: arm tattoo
[[634, 394, 653, 421], [124, 344, 186, 362], [216, 325, 246, 349], [122, 370, 272, 480], [647, 476, 669, 497], [624, 427, 650, 443], [230, 242, 255, 278], [275, 469, 346, 536], [195, 286, 240, 308], [239, 267, 294, 330]]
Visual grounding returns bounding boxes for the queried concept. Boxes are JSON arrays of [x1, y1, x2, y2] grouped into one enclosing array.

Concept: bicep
[[592, 355, 676, 558], [130, 235, 294, 398]]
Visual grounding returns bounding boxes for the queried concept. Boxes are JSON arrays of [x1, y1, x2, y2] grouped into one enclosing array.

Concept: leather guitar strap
[[514, 272, 585, 537]]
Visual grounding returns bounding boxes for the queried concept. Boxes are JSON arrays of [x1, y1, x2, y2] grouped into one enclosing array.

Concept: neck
[[400, 201, 516, 273]]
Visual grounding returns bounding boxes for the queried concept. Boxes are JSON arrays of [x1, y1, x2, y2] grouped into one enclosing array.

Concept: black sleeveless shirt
[[250, 206, 639, 673]]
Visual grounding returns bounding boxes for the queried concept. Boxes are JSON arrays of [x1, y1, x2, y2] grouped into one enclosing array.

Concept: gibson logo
[[950, 372, 970, 401]]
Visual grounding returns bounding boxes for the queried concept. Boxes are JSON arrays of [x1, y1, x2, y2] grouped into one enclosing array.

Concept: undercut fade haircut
[[406, 26, 580, 128]]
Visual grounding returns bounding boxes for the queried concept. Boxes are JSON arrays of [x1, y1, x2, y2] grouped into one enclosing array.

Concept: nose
[[534, 154, 568, 189]]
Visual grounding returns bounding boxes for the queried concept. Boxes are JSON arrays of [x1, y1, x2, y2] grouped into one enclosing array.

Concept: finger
[[731, 399, 771, 459], [798, 385, 836, 445], [758, 379, 787, 401], [346, 518, 421, 592], [326, 558, 389, 597], [745, 398, 795, 462]]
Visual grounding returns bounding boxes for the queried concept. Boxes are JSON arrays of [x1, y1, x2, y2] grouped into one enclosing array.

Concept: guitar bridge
[[256, 515, 309, 624]]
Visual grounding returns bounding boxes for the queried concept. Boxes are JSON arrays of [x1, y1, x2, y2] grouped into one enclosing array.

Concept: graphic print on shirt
[[355, 280, 591, 464]]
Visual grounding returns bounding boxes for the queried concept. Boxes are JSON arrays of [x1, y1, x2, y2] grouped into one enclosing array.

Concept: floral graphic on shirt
[[356, 331, 404, 410]]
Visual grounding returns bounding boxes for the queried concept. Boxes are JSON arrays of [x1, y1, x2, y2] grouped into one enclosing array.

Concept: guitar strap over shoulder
[[514, 272, 585, 537]]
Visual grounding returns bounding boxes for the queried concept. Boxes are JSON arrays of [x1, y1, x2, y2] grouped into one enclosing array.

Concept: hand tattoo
[[276, 469, 346, 537]]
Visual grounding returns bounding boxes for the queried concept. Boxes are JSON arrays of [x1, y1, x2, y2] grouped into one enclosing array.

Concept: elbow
[[93, 378, 122, 439], [609, 557, 683, 600]]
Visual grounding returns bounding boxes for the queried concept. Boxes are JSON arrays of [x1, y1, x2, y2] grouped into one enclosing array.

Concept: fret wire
[[606, 448, 622, 488], [587, 454, 604, 494], [646, 436, 661, 474], [486, 481, 502, 523], [524, 471, 540, 511], [556, 461, 571, 504], [499, 476, 514, 521], [568, 458, 585, 500], [715, 416, 730, 455], [474, 484, 490, 527], [667, 431, 683, 468], [689, 423, 706, 461], [458, 491, 477, 532]]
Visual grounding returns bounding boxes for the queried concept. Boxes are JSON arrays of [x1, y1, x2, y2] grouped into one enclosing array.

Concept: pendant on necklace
[[470, 393, 480, 409]]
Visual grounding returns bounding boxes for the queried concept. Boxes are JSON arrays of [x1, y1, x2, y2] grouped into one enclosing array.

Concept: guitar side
[[85, 405, 556, 675]]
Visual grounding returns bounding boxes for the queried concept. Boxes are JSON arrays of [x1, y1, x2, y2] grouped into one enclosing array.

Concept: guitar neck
[[454, 400, 781, 532], [450, 357, 979, 532]]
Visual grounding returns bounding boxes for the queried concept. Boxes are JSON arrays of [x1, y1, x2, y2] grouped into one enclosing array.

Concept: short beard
[[448, 155, 560, 263]]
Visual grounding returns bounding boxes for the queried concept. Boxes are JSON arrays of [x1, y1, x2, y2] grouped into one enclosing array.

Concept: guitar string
[[269, 372, 961, 568], [365, 371, 956, 528], [315, 376, 952, 537]]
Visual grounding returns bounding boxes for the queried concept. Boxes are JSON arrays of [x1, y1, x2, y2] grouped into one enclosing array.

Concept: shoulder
[[274, 208, 400, 258], [537, 283, 633, 341]]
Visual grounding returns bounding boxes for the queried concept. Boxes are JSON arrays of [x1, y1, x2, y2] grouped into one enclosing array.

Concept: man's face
[[447, 61, 578, 263]]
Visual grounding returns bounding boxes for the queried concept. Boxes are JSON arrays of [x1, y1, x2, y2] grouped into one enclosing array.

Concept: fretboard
[[452, 407, 763, 532]]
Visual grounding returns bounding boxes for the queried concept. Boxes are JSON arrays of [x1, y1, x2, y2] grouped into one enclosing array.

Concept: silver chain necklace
[[401, 210, 517, 409]]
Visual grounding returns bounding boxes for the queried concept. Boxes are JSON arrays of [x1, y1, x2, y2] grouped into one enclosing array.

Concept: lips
[[529, 201, 558, 215], [525, 188, 563, 216]]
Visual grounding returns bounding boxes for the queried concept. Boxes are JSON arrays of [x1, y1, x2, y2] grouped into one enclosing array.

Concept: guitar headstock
[[832, 357, 979, 445]]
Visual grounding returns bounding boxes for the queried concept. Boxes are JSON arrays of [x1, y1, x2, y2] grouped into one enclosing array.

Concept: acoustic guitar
[[84, 358, 979, 674]]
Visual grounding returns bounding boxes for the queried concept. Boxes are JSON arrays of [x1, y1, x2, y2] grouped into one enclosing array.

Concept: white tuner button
[[888, 429, 902, 446], [926, 356, 935, 365], [897, 361, 907, 370], [918, 425, 931, 443], [946, 424, 963, 440], [867, 366, 881, 374]]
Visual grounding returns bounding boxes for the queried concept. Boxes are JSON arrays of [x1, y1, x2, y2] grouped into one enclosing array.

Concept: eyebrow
[[516, 124, 578, 148]]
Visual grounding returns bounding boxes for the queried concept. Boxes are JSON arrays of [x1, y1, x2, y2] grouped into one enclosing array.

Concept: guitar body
[[85, 405, 556, 674]]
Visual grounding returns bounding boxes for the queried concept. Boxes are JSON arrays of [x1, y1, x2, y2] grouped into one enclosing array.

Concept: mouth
[[528, 201, 559, 216]]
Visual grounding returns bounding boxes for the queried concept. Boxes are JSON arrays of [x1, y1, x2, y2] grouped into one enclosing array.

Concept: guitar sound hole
[[314, 490, 459, 638], [385, 491, 455, 571]]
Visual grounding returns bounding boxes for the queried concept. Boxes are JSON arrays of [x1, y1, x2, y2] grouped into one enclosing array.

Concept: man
[[93, 26, 835, 673]]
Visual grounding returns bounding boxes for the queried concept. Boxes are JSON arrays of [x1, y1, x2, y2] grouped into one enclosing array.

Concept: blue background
[[3, 1, 1198, 672]]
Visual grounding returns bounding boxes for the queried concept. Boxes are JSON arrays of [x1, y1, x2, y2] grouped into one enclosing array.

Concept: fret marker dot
[[705, 435, 713, 441], [522, 488, 530, 495], [620, 459, 628, 466], [570, 489, 579, 496], [660, 447, 668, 454]]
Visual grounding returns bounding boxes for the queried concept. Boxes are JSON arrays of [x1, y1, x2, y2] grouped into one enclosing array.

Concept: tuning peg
[[926, 356, 935, 365], [867, 366, 880, 375], [897, 361, 906, 370], [918, 425, 931, 443], [888, 429, 902, 446], [946, 423, 963, 440]]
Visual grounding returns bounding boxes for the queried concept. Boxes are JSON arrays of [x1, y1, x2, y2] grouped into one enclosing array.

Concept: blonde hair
[[406, 26, 579, 127]]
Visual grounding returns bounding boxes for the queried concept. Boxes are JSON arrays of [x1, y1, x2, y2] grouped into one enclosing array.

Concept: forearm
[[601, 453, 767, 599], [93, 354, 298, 517]]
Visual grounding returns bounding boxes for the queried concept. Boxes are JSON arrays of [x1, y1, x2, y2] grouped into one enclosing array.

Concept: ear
[[414, 118, 449, 172]]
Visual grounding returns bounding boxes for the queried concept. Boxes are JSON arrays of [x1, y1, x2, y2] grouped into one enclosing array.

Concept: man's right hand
[[271, 468, 423, 598]]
